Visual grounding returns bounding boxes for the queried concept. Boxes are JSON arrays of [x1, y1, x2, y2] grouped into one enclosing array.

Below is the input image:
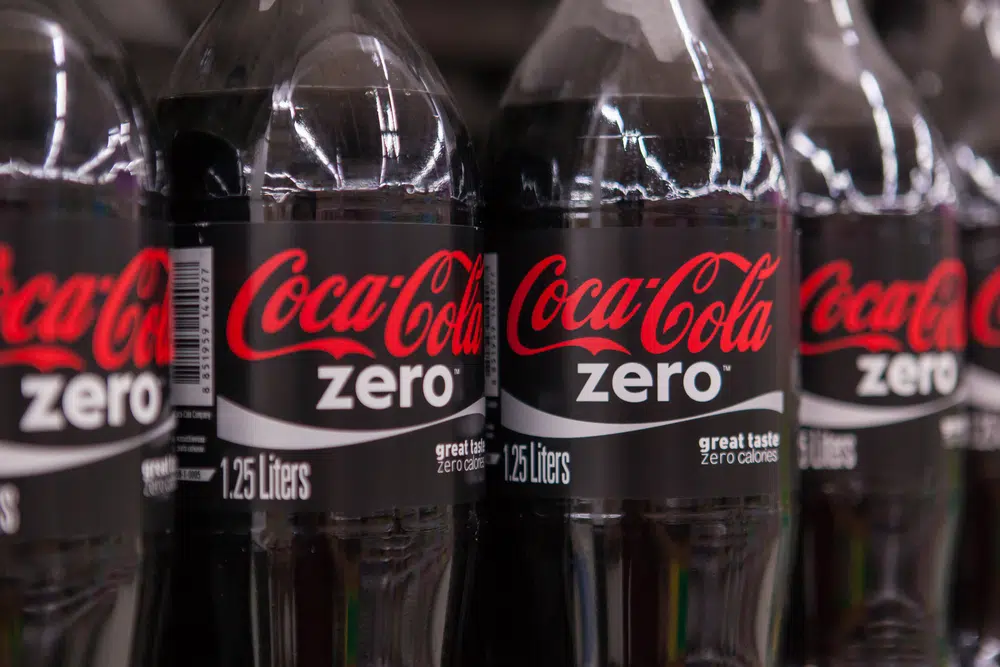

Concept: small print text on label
[[436, 438, 486, 474], [503, 442, 571, 485], [699, 431, 780, 466], [220, 455, 313, 501]]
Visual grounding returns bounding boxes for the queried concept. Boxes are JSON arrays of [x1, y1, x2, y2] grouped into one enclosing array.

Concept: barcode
[[171, 248, 214, 407], [484, 253, 499, 398]]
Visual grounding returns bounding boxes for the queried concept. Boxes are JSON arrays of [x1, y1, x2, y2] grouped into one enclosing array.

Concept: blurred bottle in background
[[158, 0, 482, 665], [0, 0, 175, 666], [875, 1, 1000, 664], [88, 0, 187, 98], [871, 0, 1000, 141], [717, 1, 966, 665], [468, 1, 798, 666]]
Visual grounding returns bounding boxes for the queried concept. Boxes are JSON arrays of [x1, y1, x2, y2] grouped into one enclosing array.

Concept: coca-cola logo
[[800, 258, 966, 355], [507, 252, 780, 356], [971, 266, 1000, 348], [0, 245, 173, 372], [226, 249, 483, 361]]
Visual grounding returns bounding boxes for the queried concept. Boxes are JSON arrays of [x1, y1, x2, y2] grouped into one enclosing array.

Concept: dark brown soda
[[952, 142, 1000, 667], [786, 121, 963, 667], [0, 23, 171, 667], [157, 87, 479, 667], [469, 94, 796, 667]]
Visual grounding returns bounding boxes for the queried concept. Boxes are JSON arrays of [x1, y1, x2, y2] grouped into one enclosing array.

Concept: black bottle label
[[965, 225, 1000, 454], [172, 222, 485, 513], [797, 215, 967, 481], [0, 218, 175, 541], [485, 227, 797, 499]]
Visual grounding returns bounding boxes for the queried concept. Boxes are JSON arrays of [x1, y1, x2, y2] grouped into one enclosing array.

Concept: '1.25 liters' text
[[220, 454, 312, 501], [503, 441, 571, 485]]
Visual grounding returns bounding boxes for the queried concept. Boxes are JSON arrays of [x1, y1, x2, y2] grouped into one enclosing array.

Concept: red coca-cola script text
[[226, 249, 483, 361], [800, 258, 966, 355], [0, 244, 173, 372], [507, 252, 781, 356]]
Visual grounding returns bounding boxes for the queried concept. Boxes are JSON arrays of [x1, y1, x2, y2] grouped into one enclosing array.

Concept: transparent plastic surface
[[720, 0, 954, 214], [0, 1, 168, 667], [876, 0, 1000, 225], [157, 0, 479, 665], [878, 3, 1000, 665], [718, 1, 962, 666], [873, 0, 1000, 140], [467, 2, 796, 667]]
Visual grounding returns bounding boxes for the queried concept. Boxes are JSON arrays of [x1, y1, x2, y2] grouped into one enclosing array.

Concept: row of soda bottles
[[0, 0, 997, 664]]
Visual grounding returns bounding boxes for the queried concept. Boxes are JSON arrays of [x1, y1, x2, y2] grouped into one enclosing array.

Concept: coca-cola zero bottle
[[0, 0, 175, 665], [718, 0, 966, 664], [876, 1, 1000, 663], [469, 0, 798, 665], [157, 0, 483, 665]]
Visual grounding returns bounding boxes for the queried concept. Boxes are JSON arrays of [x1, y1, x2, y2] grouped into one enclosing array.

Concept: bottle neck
[[774, 0, 882, 50], [236, 0, 404, 29], [762, 0, 904, 87], [554, 0, 711, 14], [543, 0, 718, 64], [10, 0, 88, 27], [7, 0, 126, 59], [167, 0, 443, 99], [550, 0, 713, 29], [277, 0, 420, 53], [251, 0, 351, 20]]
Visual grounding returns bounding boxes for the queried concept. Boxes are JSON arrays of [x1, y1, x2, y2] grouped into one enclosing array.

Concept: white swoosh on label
[[216, 397, 486, 450], [799, 392, 960, 430], [500, 391, 784, 439], [0, 416, 176, 478], [965, 365, 1000, 412]]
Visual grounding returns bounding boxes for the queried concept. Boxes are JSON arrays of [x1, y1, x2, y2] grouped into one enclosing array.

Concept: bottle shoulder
[[505, 2, 769, 105], [161, 26, 478, 211], [0, 8, 156, 217], [158, 85, 477, 211], [488, 5, 794, 224], [952, 125, 1000, 225], [786, 110, 956, 217], [725, 14, 958, 216], [483, 93, 790, 225]]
